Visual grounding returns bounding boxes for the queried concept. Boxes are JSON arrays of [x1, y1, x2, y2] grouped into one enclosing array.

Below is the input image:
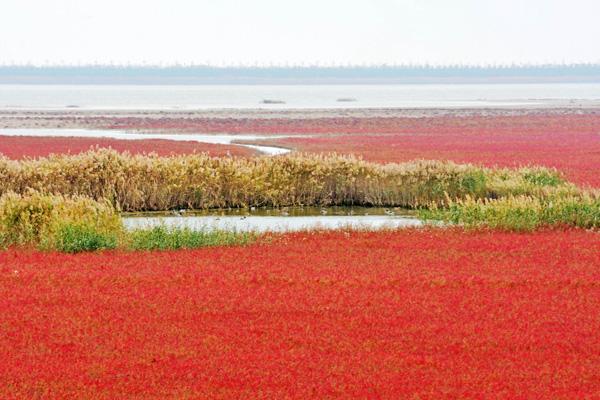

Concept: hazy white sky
[[1, 0, 599, 66]]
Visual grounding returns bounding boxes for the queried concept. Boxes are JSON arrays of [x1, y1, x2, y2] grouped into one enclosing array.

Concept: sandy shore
[[1, 104, 600, 130]]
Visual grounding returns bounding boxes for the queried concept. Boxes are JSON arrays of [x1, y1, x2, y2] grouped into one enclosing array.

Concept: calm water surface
[[1, 83, 599, 110], [123, 207, 424, 233]]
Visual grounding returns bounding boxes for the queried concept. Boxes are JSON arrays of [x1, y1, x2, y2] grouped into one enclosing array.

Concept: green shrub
[[460, 170, 488, 194], [522, 168, 564, 187]]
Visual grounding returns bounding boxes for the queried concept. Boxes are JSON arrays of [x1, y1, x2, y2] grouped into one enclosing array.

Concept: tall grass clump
[[0, 149, 574, 212], [421, 193, 600, 231], [0, 191, 122, 251]]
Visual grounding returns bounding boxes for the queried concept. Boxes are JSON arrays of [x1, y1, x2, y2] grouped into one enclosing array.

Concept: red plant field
[[1, 229, 599, 398], [103, 112, 600, 136], [0, 136, 256, 159]]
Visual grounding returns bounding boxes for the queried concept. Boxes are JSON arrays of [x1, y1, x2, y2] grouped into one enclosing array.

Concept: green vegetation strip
[[127, 226, 256, 251], [420, 194, 600, 232]]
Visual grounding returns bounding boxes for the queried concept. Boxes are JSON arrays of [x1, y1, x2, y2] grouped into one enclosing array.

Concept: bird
[[384, 209, 395, 216], [320, 208, 328, 215]]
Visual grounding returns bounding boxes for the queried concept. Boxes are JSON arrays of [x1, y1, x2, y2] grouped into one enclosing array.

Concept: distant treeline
[[1, 64, 599, 84]]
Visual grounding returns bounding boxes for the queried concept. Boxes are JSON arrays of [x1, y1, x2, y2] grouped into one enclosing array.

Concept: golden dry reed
[[0, 149, 575, 212]]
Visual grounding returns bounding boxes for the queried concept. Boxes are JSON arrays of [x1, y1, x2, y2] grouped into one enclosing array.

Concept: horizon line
[[2, 62, 600, 69]]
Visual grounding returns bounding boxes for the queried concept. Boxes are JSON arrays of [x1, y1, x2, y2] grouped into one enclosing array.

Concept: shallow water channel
[[0, 128, 292, 155], [123, 207, 424, 233]]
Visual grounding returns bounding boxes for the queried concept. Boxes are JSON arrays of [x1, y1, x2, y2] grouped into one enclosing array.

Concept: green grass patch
[[54, 223, 118, 253], [127, 225, 256, 251]]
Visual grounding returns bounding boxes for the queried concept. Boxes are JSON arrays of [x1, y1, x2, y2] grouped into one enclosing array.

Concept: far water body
[[123, 207, 424, 233], [1, 83, 600, 110]]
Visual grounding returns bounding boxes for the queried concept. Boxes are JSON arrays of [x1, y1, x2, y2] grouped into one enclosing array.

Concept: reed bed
[[0, 149, 574, 212]]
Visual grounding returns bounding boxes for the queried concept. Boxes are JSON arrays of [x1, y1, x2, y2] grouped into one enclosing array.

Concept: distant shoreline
[[2, 78, 600, 85], [1, 65, 599, 85], [2, 106, 600, 130]]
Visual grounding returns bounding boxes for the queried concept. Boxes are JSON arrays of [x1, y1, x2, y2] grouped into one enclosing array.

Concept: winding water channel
[[0, 128, 292, 155]]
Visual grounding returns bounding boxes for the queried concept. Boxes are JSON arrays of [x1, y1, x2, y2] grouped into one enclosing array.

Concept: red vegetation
[[105, 112, 600, 187], [105, 112, 600, 136], [0, 136, 255, 159], [1, 229, 600, 398]]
